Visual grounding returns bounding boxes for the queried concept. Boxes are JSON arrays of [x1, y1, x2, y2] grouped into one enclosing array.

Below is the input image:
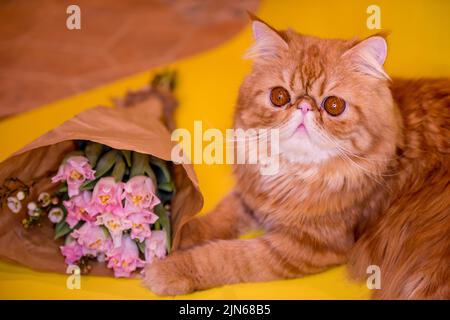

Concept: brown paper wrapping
[[0, 99, 203, 275]]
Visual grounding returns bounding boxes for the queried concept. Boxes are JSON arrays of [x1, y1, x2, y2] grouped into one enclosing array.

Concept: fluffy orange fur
[[143, 18, 449, 299]]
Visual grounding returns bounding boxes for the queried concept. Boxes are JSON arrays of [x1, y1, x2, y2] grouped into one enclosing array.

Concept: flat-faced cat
[[143, 17, 450, 299]]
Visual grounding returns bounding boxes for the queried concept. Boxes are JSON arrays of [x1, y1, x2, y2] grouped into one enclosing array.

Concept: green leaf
[[112, 154, 126, 182], [157, 189, 173, 204], [80, 179, 98, 191], [151, 70, 177, 92], [100, 225, 110, 238], [154, 204, 171, 252], [54, 211, 85, 240], [130, 152, 149, 177], [95, 150, 118, 178], [144, 165, 157, 187], [121, 150, 132, 167], [85, 142, 103, 167], [158, 181, 174, 192], [73, 221, 84, 229], [136, 240, 145, 255], [64, 235, 76, 245], [150, 156, 171, 182], [58, 183, 68, 193], [54, 221, 72, 240]]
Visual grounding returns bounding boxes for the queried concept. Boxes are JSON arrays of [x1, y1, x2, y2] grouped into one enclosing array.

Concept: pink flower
[[52, 156, 95, 197], [63, 191, 97, 228], [96, 212, 132, 248], [122, 176, 160, 214], [91, 177, 123, 215], [128, 210, 159, 242], [144, 230, 167, 263], [71, 222, 111, 256], [106, 235, 145, 278], [60, 241, 83, 265]]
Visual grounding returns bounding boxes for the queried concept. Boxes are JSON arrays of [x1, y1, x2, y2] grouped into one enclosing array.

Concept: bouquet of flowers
[[0, 73, 203, 276], [14, 141, 173, 277]]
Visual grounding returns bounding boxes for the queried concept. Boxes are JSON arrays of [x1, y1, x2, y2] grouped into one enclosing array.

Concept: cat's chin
[[280, 135, 338, 164]]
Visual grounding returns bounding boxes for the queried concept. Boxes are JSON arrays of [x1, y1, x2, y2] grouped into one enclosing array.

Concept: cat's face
[[235, 20, 398, 167]]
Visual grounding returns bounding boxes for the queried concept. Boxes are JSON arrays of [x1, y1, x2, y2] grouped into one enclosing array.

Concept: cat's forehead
[[270, 31, 357, 93], [283, 30, 355, 63]]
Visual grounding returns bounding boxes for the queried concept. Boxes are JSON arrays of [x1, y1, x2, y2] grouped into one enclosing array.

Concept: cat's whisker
[[310, 120, 398, 163], [225, 117, 295, 143], [326, 135, 400, 164], [308, 124, 390, 188], [309, 121, 401, 178]]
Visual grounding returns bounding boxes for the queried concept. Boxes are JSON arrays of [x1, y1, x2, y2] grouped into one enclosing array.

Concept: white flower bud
[[38, 192, 51, 207], [7, 197, 22, 213], [27, 202, 37, 211], [28, 208, 40, 217], [16, 191, 26, 201], [48, 207, 64, 224]]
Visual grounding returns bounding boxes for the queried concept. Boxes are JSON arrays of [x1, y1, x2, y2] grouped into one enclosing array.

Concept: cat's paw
[[142, 254, 195, 296]]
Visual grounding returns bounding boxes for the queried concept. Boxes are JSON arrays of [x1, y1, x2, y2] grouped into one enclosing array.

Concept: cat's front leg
[[143, 231, 347, 295], [178, 191, 258, 250]]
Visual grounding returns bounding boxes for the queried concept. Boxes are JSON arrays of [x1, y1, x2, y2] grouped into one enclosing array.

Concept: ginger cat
[[143, 17, 450, 299]]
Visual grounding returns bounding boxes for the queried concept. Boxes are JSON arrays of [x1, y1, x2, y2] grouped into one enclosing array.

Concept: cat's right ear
[[342, 35, 390, 80], [244, 14, 288, 61]]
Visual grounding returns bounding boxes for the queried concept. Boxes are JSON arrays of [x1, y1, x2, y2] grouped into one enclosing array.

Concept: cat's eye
[[270, 87, 290, 107], [322, 96, 346, 116]]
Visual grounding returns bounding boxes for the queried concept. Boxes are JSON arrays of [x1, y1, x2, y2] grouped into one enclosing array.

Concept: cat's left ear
[[244, 14, 288, 61], [343, 35, 390, 80]]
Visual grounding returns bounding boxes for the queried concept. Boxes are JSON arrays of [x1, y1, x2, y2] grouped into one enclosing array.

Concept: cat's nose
[[298, 101, 312, 114]]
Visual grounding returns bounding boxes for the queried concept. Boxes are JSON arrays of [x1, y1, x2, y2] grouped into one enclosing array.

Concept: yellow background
[[0, 0, 448, 299]]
